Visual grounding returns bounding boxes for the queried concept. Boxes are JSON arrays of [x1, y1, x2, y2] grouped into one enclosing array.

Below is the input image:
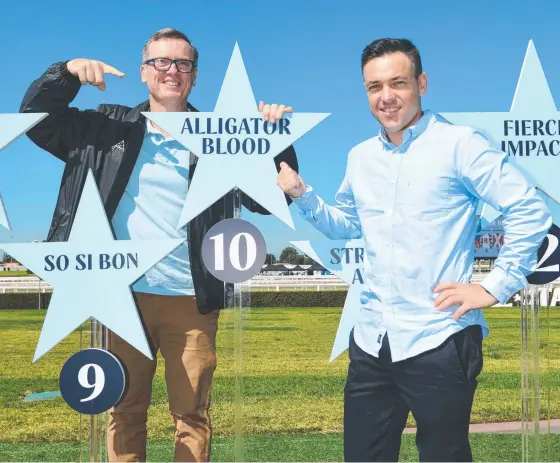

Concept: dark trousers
[[344, 325, 483, 462]]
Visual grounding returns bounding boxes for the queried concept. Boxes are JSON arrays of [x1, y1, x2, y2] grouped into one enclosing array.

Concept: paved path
[[403, 419, 560, 434]]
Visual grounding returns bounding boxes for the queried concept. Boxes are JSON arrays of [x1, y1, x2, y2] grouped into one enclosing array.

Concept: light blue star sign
[[0, 113, 47, 229], [144, 43, 330, 231], [291, 238, 365, 361], [0, 193, 10, 232], [0, 170, 183, 362], [441, 40, 560, 227]]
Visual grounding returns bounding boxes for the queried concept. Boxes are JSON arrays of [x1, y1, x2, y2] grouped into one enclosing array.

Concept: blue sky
[[1, 0, 560, 257]]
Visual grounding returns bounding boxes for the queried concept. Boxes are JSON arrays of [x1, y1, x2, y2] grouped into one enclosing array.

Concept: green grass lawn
[[2, 433, 560, 462], [0, 306, 559, 461], [0, 271, 32, 277]]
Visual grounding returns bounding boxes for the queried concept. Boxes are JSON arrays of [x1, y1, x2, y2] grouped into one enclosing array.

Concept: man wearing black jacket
[[20, 28, 297, 462]]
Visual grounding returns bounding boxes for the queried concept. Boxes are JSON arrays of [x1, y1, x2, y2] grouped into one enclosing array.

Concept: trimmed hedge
[[0, 291, 347, 309], [0, 293, 51, 310], [250, 291, 347, 307]]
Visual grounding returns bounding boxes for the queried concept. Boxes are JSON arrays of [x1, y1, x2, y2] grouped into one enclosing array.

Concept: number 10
[[210, 232, 257, 271]]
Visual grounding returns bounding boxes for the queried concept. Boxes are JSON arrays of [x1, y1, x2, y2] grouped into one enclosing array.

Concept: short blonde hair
[[142, 28, 198, 65]]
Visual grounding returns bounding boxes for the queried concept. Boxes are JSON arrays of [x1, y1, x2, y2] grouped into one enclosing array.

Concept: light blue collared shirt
[[293, 110, 551, 362], [111, 119, 195, 296]]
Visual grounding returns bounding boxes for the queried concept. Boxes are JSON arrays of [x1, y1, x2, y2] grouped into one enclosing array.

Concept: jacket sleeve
[[242, 144, 299, 214], [19, 61, 96, 162]]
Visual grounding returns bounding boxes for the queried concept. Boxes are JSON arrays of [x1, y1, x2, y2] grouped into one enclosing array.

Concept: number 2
[[536, 233, 559, 272]]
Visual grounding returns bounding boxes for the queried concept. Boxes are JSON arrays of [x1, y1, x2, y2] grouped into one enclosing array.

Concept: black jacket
[[19, 61, 298, 313]]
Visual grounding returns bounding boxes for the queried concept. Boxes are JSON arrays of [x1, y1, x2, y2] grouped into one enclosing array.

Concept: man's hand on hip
[[66, 58, 125, 91], [433, 282, 499, 320], [277, 162, 306, 198]]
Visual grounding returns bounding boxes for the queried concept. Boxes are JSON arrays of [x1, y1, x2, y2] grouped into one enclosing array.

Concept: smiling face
[[140, 38, 197, 111], [363, 51, 426, 144]]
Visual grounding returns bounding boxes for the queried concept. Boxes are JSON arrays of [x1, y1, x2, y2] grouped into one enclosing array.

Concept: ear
[[418, 72, 427, 96], [191, 67, 197, 87], [140, 64, 147, 83]]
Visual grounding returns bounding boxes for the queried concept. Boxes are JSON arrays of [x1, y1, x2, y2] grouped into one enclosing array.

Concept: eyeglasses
[[143, 57, 196, 73]]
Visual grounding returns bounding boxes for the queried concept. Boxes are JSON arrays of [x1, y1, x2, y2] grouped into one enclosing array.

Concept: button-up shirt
[[293, 110, 551, 361], [112, 119, 194, 296]]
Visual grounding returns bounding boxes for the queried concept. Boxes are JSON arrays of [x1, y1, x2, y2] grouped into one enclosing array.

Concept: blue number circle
[[527, 224, 560, 285], [59, 348, 126, 415]]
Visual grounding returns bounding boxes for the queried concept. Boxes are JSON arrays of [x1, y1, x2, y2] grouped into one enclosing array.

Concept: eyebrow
[[366, 76, 409, 85]]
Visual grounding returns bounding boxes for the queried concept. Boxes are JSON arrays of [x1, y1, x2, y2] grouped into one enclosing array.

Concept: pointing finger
[[102, 63, 125, 77]]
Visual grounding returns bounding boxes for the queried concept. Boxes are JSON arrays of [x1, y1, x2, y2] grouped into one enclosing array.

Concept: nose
[[166, 62, 180, 75], [381, 85, 395, 102]]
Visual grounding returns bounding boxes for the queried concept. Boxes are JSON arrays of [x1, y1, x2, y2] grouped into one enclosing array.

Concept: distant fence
[[0, 272, 491, 294], [243, 275, 348, 291], [0, 276, 51, 293]]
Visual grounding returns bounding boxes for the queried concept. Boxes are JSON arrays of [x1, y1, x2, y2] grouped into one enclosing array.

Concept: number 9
[[78, 363, 105, 402]]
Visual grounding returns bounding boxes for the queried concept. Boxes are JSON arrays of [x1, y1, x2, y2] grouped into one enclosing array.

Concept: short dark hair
[[142, 28, 198, 66], [361, 38, 422, 78]]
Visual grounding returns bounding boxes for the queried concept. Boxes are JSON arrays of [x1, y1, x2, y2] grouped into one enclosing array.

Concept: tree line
[[266, 247, 315, 265]]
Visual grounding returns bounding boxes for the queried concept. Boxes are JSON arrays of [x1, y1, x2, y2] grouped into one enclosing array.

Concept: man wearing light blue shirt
[[112, 117, 195, 297], [278, 38, 551, 462]]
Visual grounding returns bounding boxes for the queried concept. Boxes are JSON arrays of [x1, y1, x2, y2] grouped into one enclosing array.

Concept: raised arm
[[19, 59, 124, 161], [278, 161, 362, 240]]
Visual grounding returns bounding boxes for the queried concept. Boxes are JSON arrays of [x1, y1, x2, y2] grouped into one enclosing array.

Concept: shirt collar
[[379, 109, 434, 149]]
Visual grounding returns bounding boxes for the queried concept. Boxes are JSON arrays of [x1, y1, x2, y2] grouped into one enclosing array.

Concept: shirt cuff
[[480, 266, 526, 304], [292, 185, 318, 209], [291, 185, 320, 222]]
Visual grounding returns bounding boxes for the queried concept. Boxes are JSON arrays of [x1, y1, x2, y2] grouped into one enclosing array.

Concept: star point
[[0, 112, 48, 230], [0, 192, 11, 231], [0, 170, 184, 362], [441, 39, 560, 226], [143, 44, 330, 231], [291, 238, 365, 361]]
